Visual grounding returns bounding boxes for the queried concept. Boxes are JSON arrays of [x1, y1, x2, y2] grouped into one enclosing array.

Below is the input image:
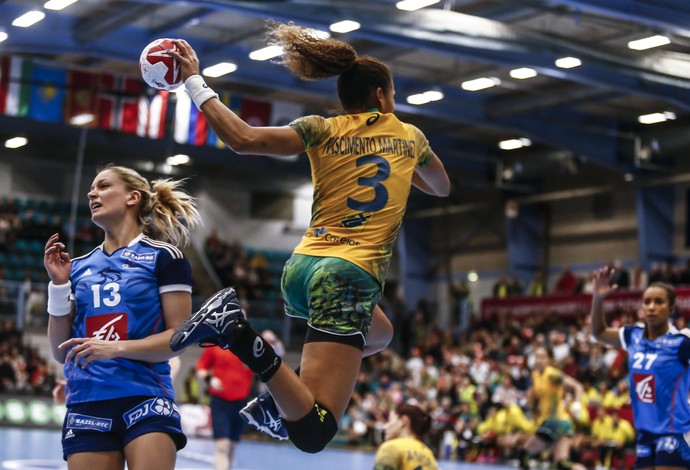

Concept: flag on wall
[[28, 63, 67, 123], [65, 69, 99, 127], [136, 90, 169, 139], [240, 97, 271, 126], [0, 57, 10, 115], [3, 57, 32, 117], [97, 73, 143, 133], [270, 100, 304, 126]]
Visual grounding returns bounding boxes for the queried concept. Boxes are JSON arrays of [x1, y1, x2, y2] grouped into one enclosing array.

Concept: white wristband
[[48, 281, 72, 317], [185, 74, 219, 110]]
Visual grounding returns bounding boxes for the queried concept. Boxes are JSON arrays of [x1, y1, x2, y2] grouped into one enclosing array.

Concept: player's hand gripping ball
[[140, 38, 182, 91]]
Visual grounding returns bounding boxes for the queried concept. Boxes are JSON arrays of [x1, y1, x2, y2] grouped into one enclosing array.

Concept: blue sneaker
[[170, 287, 245, 351], [240, 393, 288, 441]]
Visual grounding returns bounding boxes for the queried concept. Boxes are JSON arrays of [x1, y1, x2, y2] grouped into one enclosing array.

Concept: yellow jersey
[[374, 437, 439, 470], [289, 112, 433, 284], [532, 365, 570, 423]]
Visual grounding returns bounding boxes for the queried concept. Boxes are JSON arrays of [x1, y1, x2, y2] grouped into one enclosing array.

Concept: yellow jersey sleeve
[[374, 441, 402, 470]]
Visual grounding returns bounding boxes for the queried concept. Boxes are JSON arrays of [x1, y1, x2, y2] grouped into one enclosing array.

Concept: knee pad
[[284, 403, 338, 454]]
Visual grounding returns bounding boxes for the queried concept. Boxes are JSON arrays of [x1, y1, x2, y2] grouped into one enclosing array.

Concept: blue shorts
[[281, 254, 382, 346], [210, 395, 247, 441], [62, 395, 186, 460], [635, 430, 690, 469]]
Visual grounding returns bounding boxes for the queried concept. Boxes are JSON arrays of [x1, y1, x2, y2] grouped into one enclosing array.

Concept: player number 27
[[91, 282, 121, 308], [347, 155, 391, 213], [631, 352, 658, 370]]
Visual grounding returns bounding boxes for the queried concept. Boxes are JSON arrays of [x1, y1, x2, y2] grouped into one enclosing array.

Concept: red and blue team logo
[[633, 373, 656, 404], [86, 313, 128, 341]]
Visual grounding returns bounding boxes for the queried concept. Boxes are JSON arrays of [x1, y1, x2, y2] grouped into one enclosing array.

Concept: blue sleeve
[[678, 336, 690, 365], [154, 249, 192, 292]]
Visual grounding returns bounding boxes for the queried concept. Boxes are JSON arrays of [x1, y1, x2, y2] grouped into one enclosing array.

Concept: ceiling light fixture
[[396, 0, 440, 11], [44, 0, 79, 11], [5, 137, 28, 149], [406, 90, 444, 105], [69, 113, 95, 126], [499, 138, 532, 150], [249, 45, 284, 61], [509, 67, 537, 79], [166, 154, 190, 166], [628, 35, 671, 51], [202, 62, 237, 78], [638, 111, 676, 124], [461, 77, 500, 92], [329, 20, 360, 34], [0, 32, 7, 43], [555, 56, 582, 69], [12, 11, 46, 28]]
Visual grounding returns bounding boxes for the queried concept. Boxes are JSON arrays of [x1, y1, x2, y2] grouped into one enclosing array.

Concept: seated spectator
[[630, 264, 648, 290], [610, 260, 629, 289], [507, 276, 524, 297], [493, 275, 510, 299], [553, 265, 577, 295], [526, 272, 544, 297]]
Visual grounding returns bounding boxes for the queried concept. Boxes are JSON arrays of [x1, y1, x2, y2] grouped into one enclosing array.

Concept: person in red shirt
[[196, 347, 253, 470]]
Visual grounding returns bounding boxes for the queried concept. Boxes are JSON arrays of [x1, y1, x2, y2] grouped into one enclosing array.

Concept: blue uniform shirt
[[620, 322, 690, 433], [65, 234, 192, 405]]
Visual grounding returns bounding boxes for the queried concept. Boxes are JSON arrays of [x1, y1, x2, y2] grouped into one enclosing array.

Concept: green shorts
[[535, 419, 573, 443], [281, 254, 382, 344]]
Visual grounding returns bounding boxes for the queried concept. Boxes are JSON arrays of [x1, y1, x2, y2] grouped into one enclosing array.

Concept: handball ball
[[140, 38, 182, 91]]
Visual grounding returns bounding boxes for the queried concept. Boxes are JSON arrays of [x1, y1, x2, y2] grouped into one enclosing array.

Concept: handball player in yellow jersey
[[168, 22, 450, 453], [375, 403, 439, 470]]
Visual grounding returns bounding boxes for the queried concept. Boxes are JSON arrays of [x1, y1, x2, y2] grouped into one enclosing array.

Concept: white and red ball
[[139, 38, 182, 91]]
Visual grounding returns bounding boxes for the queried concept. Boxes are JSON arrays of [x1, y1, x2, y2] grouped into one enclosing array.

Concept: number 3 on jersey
[[347, 155, 391, 213], [91, 282, 121, 308], [632, 352, 658, 370]]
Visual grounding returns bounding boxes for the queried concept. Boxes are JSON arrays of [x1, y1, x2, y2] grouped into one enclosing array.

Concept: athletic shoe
[[240, 393, 288, 441], [169, 287, 245, 351]]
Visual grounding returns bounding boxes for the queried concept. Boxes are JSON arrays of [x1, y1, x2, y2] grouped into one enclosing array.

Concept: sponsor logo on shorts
[[64, 429, 75, 440], [633, 373, 655, 404], [67, 413, 112, 432], [636, 444, 651, 457], [87, 313, 128, 341], [656, 436, 679, 454], [124, 398, 179, 428]]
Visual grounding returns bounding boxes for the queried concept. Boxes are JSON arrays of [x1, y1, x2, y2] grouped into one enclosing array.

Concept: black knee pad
[[284, 403, 338, 454]]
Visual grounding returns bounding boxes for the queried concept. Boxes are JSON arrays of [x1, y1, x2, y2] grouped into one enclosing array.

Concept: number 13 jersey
[[620, 323, 690, 433], [289, 112, 434, 285], [65, 233, 192, 404]]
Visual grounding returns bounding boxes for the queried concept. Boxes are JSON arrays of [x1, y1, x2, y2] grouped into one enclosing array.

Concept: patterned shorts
[[535, 418, 573, 443], [281, 254, 382, 343]]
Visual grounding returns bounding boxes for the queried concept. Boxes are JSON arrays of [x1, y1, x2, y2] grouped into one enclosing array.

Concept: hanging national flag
[[174, 90, 192, 145], [268, 100, 305, 162], [97, 73, 142, 132], [147, 91, 169, 139], [65, 69, 99, 127], [28, 63, 67, 123], [120, 78, 143, 134], [270, 100, 304, 126], [240, 97, 271, 127], [0, 56, 10, 115], [173, 90, 208, 146], [4, 57, 32, 117]]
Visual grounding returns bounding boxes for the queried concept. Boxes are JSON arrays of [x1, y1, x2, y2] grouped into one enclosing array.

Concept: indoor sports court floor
[[0, 427, 513, 470]]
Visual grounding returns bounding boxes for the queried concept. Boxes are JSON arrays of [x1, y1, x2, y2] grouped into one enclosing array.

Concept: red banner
[[481, 288, 690, 318]]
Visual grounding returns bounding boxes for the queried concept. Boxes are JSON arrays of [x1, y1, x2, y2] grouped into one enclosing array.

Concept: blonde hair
[[268, 22, 392, 111], [98, 164, 201, 246]]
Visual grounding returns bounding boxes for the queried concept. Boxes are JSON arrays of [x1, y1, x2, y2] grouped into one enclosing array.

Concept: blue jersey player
[[44, 164, 201, 470], [591, 266, 690, 470]]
